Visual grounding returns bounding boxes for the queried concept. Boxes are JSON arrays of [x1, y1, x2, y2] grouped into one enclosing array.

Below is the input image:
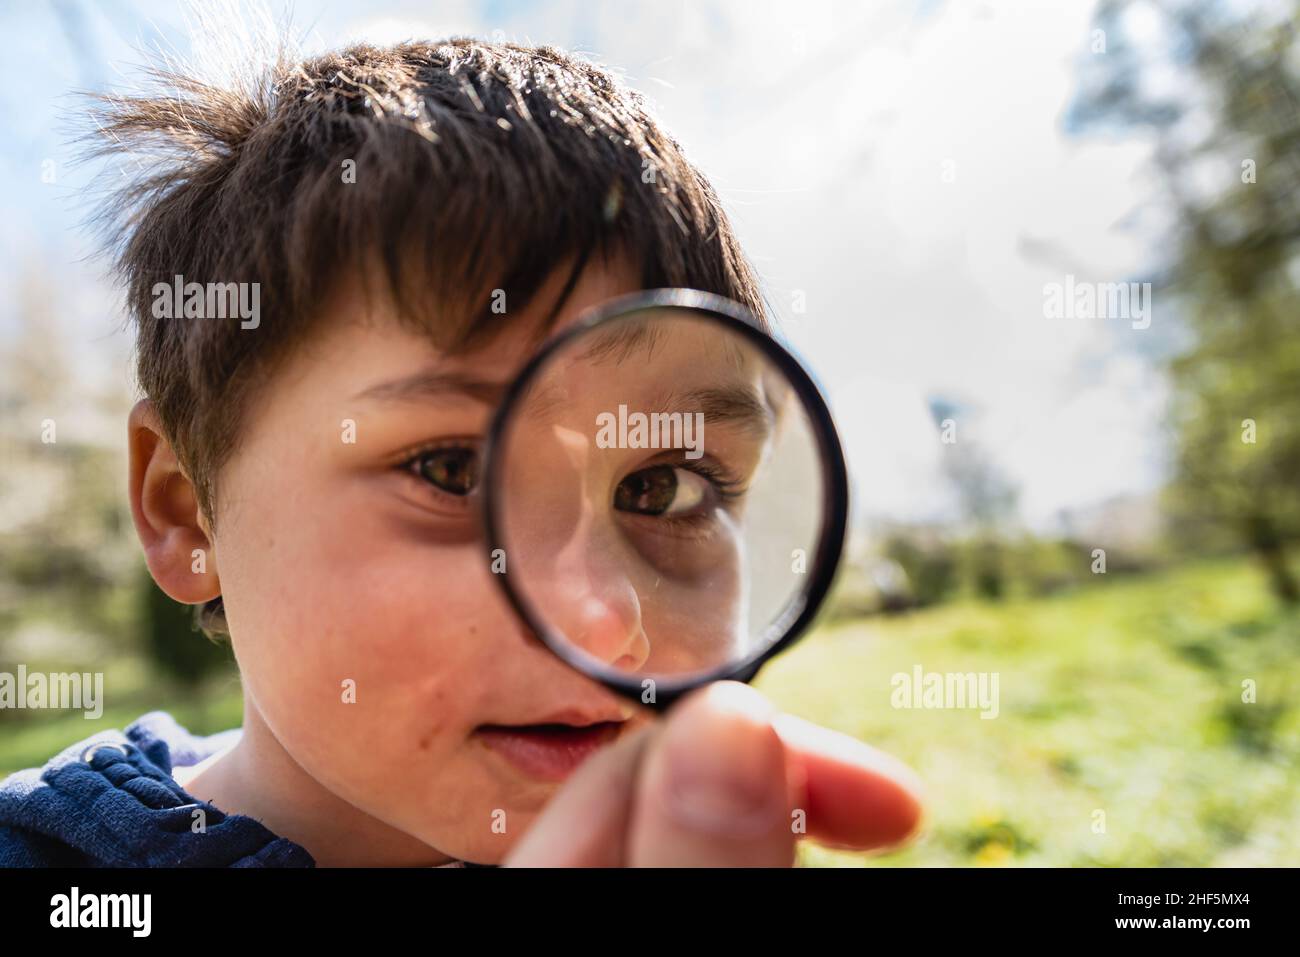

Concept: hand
[[504, 681, 925, 866]]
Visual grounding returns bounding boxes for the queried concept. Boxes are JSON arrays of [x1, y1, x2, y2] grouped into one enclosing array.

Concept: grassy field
[[3, 557, 1297, 866], [761, 557, 1300, 866]]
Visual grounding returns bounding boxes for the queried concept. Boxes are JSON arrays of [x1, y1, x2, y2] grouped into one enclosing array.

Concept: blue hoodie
[[0, 711, 315, 867]]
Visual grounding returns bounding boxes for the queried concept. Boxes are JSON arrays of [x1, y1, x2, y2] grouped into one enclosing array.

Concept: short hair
[[87, 34, 768, 530]]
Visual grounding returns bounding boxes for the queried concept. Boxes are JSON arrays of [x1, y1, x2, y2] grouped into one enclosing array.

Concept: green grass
[[3, 557, 1297, 866], [757, 557, 1300, 866]]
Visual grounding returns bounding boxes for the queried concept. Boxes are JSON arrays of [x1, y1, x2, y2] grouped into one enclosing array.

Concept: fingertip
[[772, 713, 927, 851]]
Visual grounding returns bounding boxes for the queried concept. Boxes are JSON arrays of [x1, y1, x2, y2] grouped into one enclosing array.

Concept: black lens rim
[[481, 288, 850, 709]]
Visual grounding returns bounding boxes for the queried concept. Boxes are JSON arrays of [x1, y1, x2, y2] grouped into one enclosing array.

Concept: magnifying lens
[[482, 289, 848, 710]]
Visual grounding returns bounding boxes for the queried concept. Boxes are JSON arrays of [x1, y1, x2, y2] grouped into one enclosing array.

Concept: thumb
[[627, 682, 796, 867]]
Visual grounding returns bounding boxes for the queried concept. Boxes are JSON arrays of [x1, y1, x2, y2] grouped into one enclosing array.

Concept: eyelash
[[393, 442, 748, 523], [673, 459, 747, 502]]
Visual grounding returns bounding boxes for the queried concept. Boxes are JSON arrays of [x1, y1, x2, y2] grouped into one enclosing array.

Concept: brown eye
[[413, 447, 479, 496], [614, 465, 709, 516]]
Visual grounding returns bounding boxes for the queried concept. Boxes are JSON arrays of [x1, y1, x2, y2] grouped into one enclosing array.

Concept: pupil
[[421, 449, 477, 495], [616, 465, 677, 514]]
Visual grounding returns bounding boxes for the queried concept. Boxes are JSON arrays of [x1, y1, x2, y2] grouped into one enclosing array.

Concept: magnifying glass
[[482, 289, 848, 711]]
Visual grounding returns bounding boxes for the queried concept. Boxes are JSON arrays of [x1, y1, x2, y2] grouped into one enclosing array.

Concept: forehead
[[525, 312, 777, 436], [316, 249, 647, 386], [541, 253, 647, 339], [454, 250, 647, 379], [575, 309, 750, 370]]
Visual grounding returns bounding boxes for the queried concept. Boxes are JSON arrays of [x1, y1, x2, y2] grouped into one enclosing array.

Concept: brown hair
[[86, 35, 768, 631]]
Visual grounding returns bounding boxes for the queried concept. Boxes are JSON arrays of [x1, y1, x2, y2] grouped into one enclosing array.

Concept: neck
[[175, 701, 456, 867]]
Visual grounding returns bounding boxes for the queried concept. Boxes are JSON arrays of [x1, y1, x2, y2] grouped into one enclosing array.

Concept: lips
[[475, 718, 628, 782]]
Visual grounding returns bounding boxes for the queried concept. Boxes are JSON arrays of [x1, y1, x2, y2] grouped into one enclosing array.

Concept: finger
[[774, 712, 925, 851], [627, 682, 796, 867], [504, 720, 659, 867]]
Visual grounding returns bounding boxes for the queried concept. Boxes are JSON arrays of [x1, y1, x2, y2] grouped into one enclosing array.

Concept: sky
[[0, 0, 1178, 531]]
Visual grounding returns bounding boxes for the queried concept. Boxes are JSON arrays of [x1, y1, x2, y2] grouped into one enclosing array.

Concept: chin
[[437, 826, 525, 866]]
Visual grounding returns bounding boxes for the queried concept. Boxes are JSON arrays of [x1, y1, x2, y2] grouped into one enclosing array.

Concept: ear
[[127, 398, 221, 604]]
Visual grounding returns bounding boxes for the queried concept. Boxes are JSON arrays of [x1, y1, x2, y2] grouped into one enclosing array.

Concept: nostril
[[610, 652, 641, 672]]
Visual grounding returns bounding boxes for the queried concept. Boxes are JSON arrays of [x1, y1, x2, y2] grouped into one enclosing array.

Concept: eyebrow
[[578, 316, 748, 371], [351, 369, 508, 406], [667, 385, 774, 439], [351, 327, 778, 439]]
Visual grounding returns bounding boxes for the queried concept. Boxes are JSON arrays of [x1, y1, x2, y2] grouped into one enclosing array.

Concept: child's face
[[208, 254, 660, 863]]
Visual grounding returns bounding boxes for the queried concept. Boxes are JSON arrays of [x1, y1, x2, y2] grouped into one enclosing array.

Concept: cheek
[[215, 479, 518, 781]]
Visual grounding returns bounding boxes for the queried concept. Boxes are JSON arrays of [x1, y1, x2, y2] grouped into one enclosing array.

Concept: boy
[[0, 35, 922, 866]]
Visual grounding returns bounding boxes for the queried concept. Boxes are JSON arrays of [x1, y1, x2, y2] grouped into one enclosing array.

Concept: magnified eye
[[411, 446, 479, 496], [615, 464, 710, 516]]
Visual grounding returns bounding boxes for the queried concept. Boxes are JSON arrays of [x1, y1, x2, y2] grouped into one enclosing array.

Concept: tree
[[1072, 0, 1300, 602], [929, 397, 1019, 600]]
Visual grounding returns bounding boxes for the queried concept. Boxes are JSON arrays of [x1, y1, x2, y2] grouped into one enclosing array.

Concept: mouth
[[475, 712, 630, 782]]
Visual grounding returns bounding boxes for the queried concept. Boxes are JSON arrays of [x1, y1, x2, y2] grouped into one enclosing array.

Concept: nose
[[533, 511, 652, 672], [499, 418, 651, 671], [561, 588, 651, 673]]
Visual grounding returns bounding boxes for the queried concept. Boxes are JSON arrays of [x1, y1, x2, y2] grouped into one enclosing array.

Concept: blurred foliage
[[831, 532, 1161, 619], [925, 397, 1021, 604], [883, 535, 959, 608], [0, 269, 235, 747], [970, 539, 1006, 601], [140, 566, 233, 696], [1074, 0, 1300, 602]]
